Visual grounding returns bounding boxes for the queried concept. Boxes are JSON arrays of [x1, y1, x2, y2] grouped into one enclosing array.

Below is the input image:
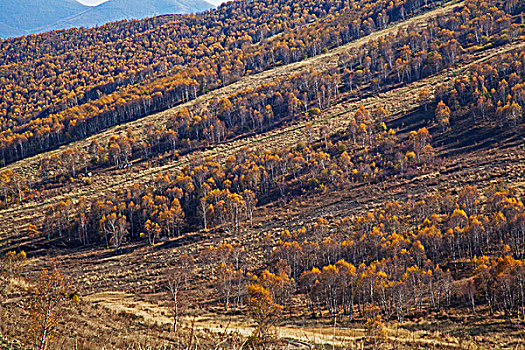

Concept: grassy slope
[[2, 0, 525, 348], [2, 43, 522, 348], [2, 36, 524, 247], [3, 0, 524, 242]]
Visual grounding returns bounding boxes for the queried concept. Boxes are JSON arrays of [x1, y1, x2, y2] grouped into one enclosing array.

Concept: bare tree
[[166, 265, 186, 332]]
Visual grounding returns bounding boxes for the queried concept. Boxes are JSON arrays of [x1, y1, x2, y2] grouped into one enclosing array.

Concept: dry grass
[[0, 0, 472, 236], [84, 291, 174, 325], [2, 1, 525, 348], [2, 37, 524, 244], [56, 291, 456, 349], [32, 290, 525, 349]]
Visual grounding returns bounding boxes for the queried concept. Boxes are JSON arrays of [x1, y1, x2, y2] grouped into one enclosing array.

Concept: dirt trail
[[85, 291, 464, 349]]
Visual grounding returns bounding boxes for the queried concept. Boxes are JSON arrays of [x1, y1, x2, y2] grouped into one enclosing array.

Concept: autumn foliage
[[1, 0, 525, 346], [28, 266, 74, 350]]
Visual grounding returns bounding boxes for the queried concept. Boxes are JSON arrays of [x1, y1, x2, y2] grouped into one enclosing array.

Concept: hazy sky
[[77, 0, 223, 5]]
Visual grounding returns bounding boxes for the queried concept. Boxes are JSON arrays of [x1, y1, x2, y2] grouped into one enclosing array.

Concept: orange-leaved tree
[[247, 280, 283, 339], [28, 266, 76, 350], [435, 101, 451, 132]]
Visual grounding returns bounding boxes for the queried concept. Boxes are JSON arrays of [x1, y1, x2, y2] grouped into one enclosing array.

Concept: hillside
[[0, 0, 213, 38], [1, 0, 525, 349]]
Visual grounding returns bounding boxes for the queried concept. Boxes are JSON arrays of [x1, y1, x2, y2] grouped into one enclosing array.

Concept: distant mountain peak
[[0, 0, 214, 38]]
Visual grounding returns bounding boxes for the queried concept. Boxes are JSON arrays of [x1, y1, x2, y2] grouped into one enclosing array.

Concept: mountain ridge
[[0, 0, 214, 38], [0, 0, 88, 38]]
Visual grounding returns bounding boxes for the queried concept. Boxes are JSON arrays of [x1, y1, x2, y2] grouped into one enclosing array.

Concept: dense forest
[[0, 0, 455, 165], [1, 0, 524, 211]]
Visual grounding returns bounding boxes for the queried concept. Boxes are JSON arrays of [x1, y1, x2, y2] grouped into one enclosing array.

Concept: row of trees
[[297, 252, 525, 322], [337, 0, 522, 96], [436, 49, 525, 130], [187, 184, 524, 324], [299, 258, 452, 321], [39, 103, 435, 249], [0, 0, 445, 165], [261, 184, 525, 320], [273, 185, 525, 270]]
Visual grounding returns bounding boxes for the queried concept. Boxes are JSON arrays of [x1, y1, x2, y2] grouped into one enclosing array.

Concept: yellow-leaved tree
[[247, 281, 283, 340], [0, 250, 26, 293], [28, 266, 77, 350]]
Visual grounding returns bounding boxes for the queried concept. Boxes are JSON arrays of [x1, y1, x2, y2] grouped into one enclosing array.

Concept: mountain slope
[[0, 0, 213, 38], [0, 0, 88, 38], [40, 0, 214, 32], [1, 0, 525, 348]]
